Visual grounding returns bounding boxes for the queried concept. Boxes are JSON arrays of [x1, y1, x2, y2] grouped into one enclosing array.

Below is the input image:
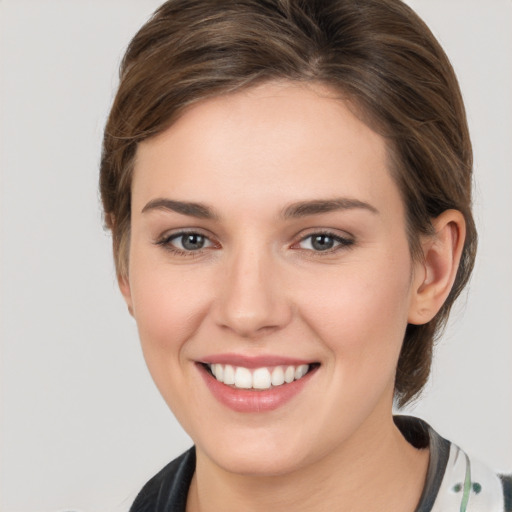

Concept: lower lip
[[197, 364, 317, 413]]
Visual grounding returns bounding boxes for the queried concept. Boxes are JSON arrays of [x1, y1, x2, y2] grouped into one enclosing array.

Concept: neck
[[186, 413, 429, 512]]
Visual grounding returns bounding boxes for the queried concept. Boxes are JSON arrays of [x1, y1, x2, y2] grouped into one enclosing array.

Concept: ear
[[408, 210, 466, 325], [118, 273, 134, 317]]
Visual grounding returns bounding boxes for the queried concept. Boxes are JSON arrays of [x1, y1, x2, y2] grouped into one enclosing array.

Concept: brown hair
[[100, 0, 477, 406]]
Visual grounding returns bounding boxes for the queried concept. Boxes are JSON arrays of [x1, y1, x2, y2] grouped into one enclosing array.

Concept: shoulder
[[129, 447, 196, 512], [434, 442, 511, 512], [395, 415, 512, 512]]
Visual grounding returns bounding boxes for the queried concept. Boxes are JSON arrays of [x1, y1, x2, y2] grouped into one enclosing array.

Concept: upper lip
[[197, 353, 316, 369]]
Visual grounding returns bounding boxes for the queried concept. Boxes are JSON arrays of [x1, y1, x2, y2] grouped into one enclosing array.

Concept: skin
[[120, 81, 465, 512]]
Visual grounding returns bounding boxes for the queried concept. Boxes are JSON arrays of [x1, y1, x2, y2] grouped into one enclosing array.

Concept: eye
[[157, 231, 215, 253], [174, 233, 210, 251], [297, 232, 354, 252]]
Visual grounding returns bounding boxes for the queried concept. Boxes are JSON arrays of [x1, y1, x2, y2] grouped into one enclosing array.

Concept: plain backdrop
[[1, 1, 511, 511]]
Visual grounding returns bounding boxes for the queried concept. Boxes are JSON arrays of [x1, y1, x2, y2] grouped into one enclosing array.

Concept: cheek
[[129, 258, 213, 361], [296, 253, 413, 374], [127, 262, 215, 428]]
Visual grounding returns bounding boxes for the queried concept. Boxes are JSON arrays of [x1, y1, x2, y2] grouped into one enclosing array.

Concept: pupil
[[312, 235, 334, 251], [182, 234, 204, 250]]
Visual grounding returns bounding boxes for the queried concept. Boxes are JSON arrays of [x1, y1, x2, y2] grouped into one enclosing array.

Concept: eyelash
[[155, 230, 216, 257], [293, 231, 355, 253], [155, 230, 355, 257]]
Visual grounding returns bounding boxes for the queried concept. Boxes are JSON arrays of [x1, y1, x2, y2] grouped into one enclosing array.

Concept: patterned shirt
[[395, 416, 511, 512], [130, 416, 511, 511]]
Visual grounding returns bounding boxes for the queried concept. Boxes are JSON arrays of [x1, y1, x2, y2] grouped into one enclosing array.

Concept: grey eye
[[299, 234, 342, 251], [297, 232, 354, 253], [179, 233, 207, 250], [157, 231, 216, 254], [310, 234, 335, 251]]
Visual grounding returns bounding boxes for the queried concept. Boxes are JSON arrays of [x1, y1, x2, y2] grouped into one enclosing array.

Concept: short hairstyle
[[100, 0, 477, 407]]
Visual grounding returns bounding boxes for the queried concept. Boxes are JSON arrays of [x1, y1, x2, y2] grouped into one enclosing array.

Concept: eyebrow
[[141, 197, 379, 220], [281, 198, 379, 218], [141, 198, 218, 219]]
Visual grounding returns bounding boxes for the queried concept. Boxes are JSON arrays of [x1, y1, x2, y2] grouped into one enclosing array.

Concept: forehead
[[132, 82, 403, 220]]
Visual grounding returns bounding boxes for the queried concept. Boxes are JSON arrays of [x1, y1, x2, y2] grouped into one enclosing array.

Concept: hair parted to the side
[[100, 0, 477, 407]]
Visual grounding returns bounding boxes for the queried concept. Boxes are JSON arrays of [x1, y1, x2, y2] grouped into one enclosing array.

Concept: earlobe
[[118, 273, 134, 317], [408, 210, 466, 325]]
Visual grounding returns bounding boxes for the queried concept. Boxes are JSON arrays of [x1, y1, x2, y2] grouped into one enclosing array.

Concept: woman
[[100, 0, 511, 510]]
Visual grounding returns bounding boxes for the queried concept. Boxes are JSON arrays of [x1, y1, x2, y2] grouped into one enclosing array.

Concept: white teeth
[[212, 363, 223, 381], [253, 368, 272, 390], [295, 364, 308, 379], [271, 366, 285, 386], [223, 364, 235, 385], [234, 367, 252, 389], [284, 366, 295, 383], [207, 363, 312, 389]]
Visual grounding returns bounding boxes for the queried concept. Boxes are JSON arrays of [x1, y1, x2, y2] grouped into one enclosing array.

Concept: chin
[[195, 424, 322, 477], [208, 446, 310, 477]]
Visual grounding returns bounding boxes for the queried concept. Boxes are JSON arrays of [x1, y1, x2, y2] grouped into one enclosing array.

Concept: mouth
[[196, 358, 320, 413], [201, 362, 320, 391]]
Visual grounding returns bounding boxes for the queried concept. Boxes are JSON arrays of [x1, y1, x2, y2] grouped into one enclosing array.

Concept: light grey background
[[0, 1, 511, 510]]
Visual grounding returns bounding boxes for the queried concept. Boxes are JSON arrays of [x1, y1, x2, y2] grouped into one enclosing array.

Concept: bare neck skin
[[186, 409, 429, 512]]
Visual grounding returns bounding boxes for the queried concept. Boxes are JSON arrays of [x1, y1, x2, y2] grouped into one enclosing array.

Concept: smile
[[206, 363, 312, 390], [198, 359, 320, 413]]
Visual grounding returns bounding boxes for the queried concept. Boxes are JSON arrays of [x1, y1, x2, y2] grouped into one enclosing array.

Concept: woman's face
[[122, 82, 425, 475]]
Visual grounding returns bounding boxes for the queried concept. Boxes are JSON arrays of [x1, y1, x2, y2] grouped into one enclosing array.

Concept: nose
[[213, 244, 292, 338]]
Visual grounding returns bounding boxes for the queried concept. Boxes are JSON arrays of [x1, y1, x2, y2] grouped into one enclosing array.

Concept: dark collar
[[394, 415, 451, 512]]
